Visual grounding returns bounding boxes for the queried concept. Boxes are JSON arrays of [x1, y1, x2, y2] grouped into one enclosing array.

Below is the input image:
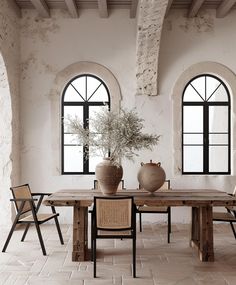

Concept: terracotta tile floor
[[0, 222, 236, 285]]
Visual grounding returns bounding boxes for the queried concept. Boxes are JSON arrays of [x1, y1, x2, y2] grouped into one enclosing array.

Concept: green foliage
[[65, 108, 160, 162]]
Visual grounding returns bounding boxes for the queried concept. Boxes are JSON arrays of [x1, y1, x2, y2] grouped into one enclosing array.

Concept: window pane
[[209, 133, 228, 145], [206, 76, 220, 101], [191, 77, 205, 99], [208, 84, 228, 102], [64, 134, 80, 145], [63, 106, 83, 133], [183, 146, 203, 172], [209, 106, 228, 132], [71, 77, 86, 100], [89, 84, 109, 102], [89, 105, 109, 132], [64, 146, 83, 172], [183, 85, 203, 102], [87, 76, 101, 100], [183, 106, 203, 132], [209, 146, 228, 172], [183, 134, 203, 144], [64, 85, 84, 102], [89, 146, 104, 172]]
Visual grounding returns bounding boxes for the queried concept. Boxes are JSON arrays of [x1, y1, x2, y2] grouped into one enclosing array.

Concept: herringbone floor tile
[[0, 222, 235, 284]]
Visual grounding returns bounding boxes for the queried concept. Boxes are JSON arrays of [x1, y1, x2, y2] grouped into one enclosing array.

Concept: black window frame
[[182, 74, 231, 175], [61, 74, 110, 175]]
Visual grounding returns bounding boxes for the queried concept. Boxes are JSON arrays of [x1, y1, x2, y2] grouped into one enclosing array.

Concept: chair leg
[[93, 238, 97, 278], [30, 201, 47, 255], [34, 222, 47, 255], [2, 217, 19, 252], [229, 222, 236, 239], [51, 206, 64, 244], [168, 210, 171, 243], [2, 201, 26, 253], [133, 237, 136, 278], [21, 224, 30, 242], [91, 215, 94, 261], [53, 216, 64, 245], [139, 212, 142, 232]]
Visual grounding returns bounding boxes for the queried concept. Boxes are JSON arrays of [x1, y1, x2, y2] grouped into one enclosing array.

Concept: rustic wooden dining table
[[44, 188, 236, 262]]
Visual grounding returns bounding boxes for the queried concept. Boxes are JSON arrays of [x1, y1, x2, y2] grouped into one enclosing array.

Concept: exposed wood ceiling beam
[[130, 0, 138, 18], [188, 0, 205, 17], [98, 0, 108, 18], [165, 0, 174, 17], [65, 0, 79, 18], [30, 0, 50, 18], [216, 0, 236, 18], [8, 0, 21, 17]]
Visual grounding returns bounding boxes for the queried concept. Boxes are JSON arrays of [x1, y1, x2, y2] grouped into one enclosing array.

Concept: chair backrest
[[139, 179, 170, 190], [10, 184, 33, 215], [233, 186, 236, 196], [93, 179, 125, 191], [159, 180, 170, 190], [94, 196, 134, 230]]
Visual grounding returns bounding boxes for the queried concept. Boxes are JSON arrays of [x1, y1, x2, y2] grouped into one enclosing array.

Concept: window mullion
[[83, 104, 89, 173], [203, 103, 209, 173]]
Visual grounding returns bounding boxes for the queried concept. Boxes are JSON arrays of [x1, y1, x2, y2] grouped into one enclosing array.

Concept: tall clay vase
[[137, 160, 166, 194], [95, 158, 123, 195]]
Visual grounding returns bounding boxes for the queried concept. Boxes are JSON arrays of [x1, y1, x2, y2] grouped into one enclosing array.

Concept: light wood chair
[[137, 180, 171, 243], [213, 187, 236, 238], [91, 196, 136, 278], [2, 184, 64, 255]]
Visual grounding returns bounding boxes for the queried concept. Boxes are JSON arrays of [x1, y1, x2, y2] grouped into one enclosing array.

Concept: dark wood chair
[[2, 184, 64, 255], [213, 188, 236, 238], [93, 179, 125, 190], [137, 180, 171, 243], [91, 196, 136, 278]]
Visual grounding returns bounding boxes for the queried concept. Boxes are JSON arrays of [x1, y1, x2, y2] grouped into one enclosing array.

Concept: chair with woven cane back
[[137, 180, 171, 243], [91, 196, 137, 278], [213, 186, 236, 238], [2, 184, 64, 255]]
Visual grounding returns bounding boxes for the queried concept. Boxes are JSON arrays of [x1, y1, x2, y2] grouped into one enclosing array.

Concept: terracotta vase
[[137, 160, 166, 194], [95, 158, 123, 195]]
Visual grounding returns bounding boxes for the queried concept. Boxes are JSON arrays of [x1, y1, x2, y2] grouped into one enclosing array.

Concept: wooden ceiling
[[13, 0, 236, 18]]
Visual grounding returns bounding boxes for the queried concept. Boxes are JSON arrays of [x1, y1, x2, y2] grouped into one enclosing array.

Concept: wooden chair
[[93, 179, 125, 190], [213, 187, 236, 238], [2, 184, 64, 255], [137, 180, 171, 243], [91, 196, 136, 278]]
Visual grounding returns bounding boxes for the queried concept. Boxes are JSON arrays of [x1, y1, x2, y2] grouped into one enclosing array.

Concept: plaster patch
[[179, 12, 214, 33], [21, 54, 37, 80], [21, 13, 60, 43]]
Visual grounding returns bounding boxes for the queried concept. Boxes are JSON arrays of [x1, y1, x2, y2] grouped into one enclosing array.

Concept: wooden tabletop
[[44, 188, 236, 207]]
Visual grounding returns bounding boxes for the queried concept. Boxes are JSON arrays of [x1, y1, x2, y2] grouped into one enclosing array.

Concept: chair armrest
[[32, 193, 52, 196]]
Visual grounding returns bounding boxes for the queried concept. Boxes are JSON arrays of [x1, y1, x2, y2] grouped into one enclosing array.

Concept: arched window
[[61, 74, 110, 174], [182, 74, 230, 174]]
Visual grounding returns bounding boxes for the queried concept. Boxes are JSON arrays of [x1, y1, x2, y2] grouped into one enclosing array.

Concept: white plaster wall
[[0, 0, 20, 225], [20, 8, 236, 224]]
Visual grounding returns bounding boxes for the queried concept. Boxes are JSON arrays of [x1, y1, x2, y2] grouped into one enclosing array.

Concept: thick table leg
[[72, 206, 88, 261], [190, 206, 214, 262]]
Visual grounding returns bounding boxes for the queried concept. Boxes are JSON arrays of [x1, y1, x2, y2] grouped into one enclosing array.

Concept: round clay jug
[[95, 158, 123, 195], [137, 160, 166, 193]]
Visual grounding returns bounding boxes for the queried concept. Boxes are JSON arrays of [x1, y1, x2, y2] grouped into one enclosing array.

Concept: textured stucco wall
[[0, 0, 20, 225], [20, 8, 236, 224]]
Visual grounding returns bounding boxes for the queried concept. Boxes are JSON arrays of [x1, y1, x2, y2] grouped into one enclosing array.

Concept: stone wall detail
[[0, 0, 20, 225], [136, 0, 168, 96]]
